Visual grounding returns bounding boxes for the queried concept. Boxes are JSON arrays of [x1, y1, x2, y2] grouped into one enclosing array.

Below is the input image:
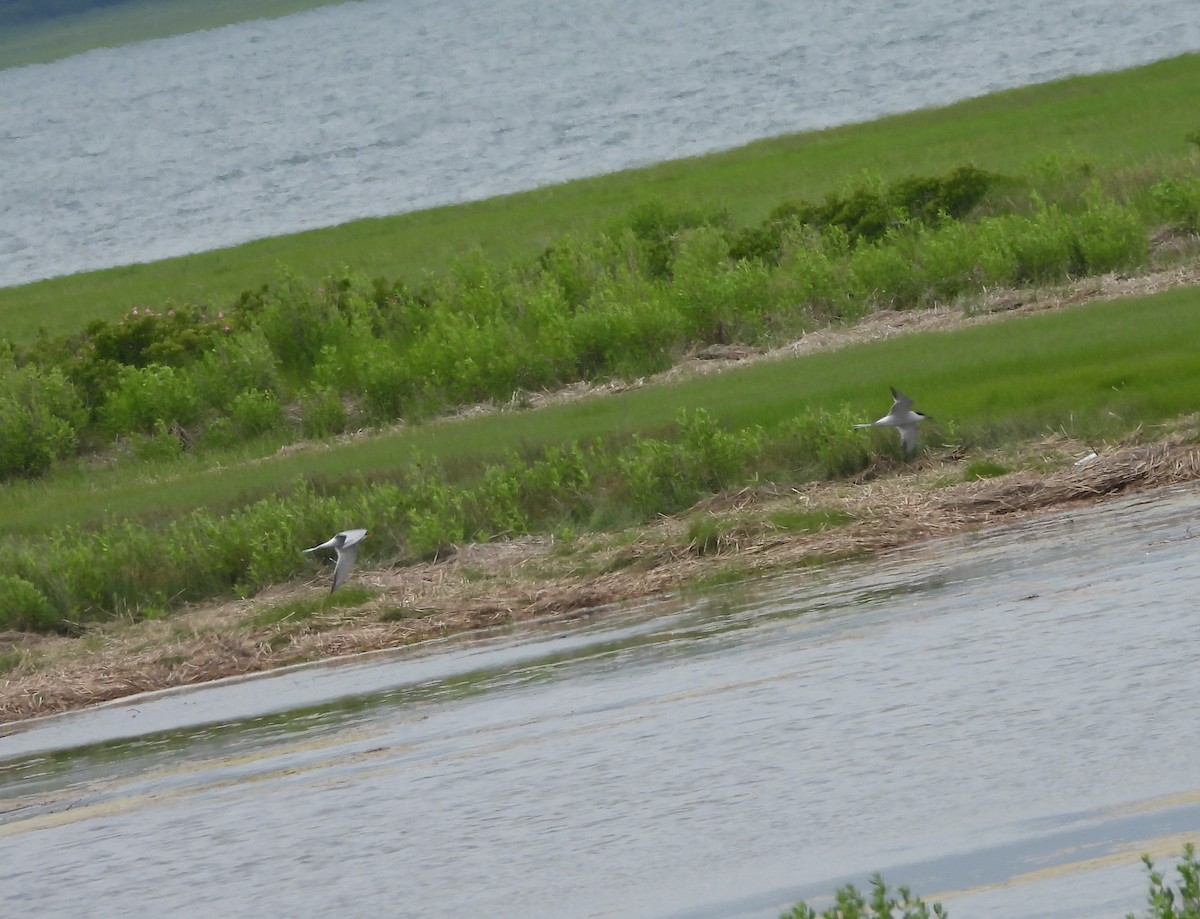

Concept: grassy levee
[[2, 53, 1198, 343], [2, 283, 1198, 537], [0, 0, 354, 71], [3, 53, 1200, 632]]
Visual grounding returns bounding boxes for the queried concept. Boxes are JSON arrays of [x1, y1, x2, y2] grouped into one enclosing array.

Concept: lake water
[[2, 483, 1198, 918], [2, 0, 1199, 288]]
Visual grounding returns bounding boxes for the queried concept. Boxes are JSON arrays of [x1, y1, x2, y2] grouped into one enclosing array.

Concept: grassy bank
[[3, 278, 1200, 630], [2, 53, 1199, 341], [1, 55, 1199, 635]]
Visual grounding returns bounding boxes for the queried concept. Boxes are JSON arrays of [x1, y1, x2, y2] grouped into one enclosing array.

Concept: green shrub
[[129, 420, 186, 462], [1072, 190, 1148, 274], [1127, 842, 1200, 919], [567, 280, 681, 380], [191, 329, 280, 411], [253, 275, 349, 377], [616, 410, 761, 517], [769, 407, 875, 480], [775, 229, 848, 317], [614, 198, 729, 279], [0, 363, 87, 479], [1005, 203, 1077, 283], [229, 388, 284, 438], [672, 227, 775, 342], [1151, 176, 1200, 233], [102, 363, 203, 434], [848, 237, 925, 309], [781, 873, 946, 919], [86, 305, 223, 369], [0, 574, 59, 632], [299, 385, 350, 438]]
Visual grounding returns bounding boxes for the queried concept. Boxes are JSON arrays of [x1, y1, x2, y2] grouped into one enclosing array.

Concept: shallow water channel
[[2, 485, 1199, 918]]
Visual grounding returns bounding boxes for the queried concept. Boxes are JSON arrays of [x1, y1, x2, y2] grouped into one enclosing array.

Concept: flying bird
[[304, 528, 369, 593], [854, 386, 927, 455]]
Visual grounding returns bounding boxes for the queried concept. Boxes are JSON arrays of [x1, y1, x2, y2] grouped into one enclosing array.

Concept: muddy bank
[[3, 436, 1198, 724]]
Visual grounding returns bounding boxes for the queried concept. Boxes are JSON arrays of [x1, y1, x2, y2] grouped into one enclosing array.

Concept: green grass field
[[2, 53, 1198, 343], [2, 282, 1197, 538]]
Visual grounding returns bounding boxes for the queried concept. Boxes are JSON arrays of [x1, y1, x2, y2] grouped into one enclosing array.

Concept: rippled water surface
[[2, 0, 1199, 286], [3, 485, 1199, 918]]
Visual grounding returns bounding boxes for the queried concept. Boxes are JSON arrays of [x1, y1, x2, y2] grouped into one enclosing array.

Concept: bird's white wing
[[304, 536, 338, 554], [331, 543, 361, 592], [898, 423, 919, 454]]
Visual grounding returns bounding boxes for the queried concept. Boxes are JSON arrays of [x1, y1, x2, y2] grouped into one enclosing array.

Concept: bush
[[0, 363, 87, 479], [1004, 205, 1077, 284], [672, 227, 775, 342], [299, 385, 350, 438], [253, 275, 349, 377], [0, 574, 59, 631], [1151, 176, 1200, 233], [616, 410, 761, 517], [86, 304, 223, 369], [613, 198, 729, 279], [1127, 843, 1200, 919], [229, 388, 284, 438], [768, 407, 875, 480], [102, 363, 204, 435], [1072, 190, 1148, 274], [781, 873, 946, 919], [191, 328, 280, 411]]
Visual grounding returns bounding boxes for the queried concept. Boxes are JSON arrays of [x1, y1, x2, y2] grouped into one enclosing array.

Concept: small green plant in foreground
[[781, 873, 946, 919], [962, 459, 1009, 481], [780, 844, 1200, 919], [1127, 843, 1200, 919], [768, 508, 855, 533], [686, 515, 731, 556], [249, 585, 375, 628]]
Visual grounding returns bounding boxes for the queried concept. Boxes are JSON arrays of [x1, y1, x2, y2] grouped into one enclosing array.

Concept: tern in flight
[[854, 387, 927, 455], [304, 528, 369, 592]]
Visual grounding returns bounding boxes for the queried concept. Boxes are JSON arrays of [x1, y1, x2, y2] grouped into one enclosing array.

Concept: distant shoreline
[[0, 0, 352, 71]]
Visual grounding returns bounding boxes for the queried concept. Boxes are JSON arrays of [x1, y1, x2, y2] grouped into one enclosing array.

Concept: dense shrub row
[[1, 160, 1186, 483], [0, 408, 888, 630]]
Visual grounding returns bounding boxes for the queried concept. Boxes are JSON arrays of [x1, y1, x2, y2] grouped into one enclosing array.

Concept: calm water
[[2, 0, 1199, 288], [2, 484, 1198, 918]]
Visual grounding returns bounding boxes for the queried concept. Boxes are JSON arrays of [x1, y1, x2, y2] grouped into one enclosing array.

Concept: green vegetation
[[5, 279, 1200, 633], [0, 0, 353, 70], [1130, 843, 1200, 919], [781, 843, 1200, 919], [781, 874, 945, 919], [3, 54, 1199, 339], [1, 57, 1199, 634], [249, 585, 374, 628], [962, 459, 1010, 481]]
